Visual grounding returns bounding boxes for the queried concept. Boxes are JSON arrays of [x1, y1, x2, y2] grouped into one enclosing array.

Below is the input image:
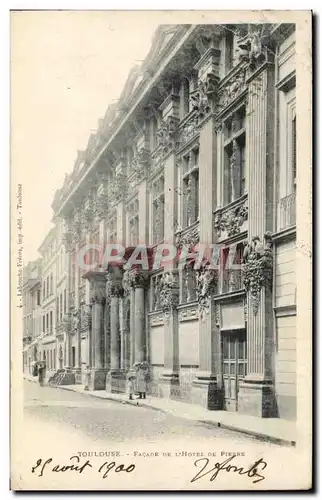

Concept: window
[[46, 276, 49, 297], [42, 315, 45, 333], [71, 347, 76, 368], [53, 349, 56, 370], [222, 243, 244, 293], [37, 289, 41, 306], [182, 148, 199, 227], [64, 289, 67, 314], [60, 294, 63, 320], [181, 264, 197, 304], [180, 77, 190, 119], [42, 282, 45, 300], [46, 313, 49, 333], [109, 213, 117, 244], [50, 274, 53, 295], [151, 176, 165, 245], [49, 311, 53, 333], [223, 107, 246, 205], [127, 199, 139, 246], [150, 275, 161, 311], [149, 115, 158, 151], [277, 77, 296, 230]]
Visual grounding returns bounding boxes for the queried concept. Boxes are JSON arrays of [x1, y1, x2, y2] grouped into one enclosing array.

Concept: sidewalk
[[24, 374, 296, 447]]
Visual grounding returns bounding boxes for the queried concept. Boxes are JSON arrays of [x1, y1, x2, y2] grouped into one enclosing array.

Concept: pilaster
[[238, 66, 277, 417]]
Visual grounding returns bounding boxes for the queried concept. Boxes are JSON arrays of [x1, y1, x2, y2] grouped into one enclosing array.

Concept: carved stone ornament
[[93, 192, 109, 220], [91, 282, 106, 304], [105, 272, 123, 299], [190, 74, 219, 120], [196, 268, 218, 319], [156, 117, 179, 154], [214, 203, 248, 238], [81, 304, 92, 331], [215, 303, 220, 326], [242, 232, 273, 315], [180, 114, 200, 147], [110, 169, 127, 204], [72, 308, 81, 333], [122, 269, 148, 294], [62, 230, 74, 252], [219, 68, 247, 109], [131, 147, 150, 181], [236, 25, 267, 71], [159, 271, 179, 312], [175, 224, 200, 251]]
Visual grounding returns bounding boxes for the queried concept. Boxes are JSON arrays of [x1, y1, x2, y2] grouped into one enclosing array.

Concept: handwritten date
[[31, 456, 135, 479]]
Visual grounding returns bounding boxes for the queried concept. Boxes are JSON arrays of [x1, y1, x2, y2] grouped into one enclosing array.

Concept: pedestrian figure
[[84, 365, 91, 391], [137, 368, 148, 399], [127, 372, 136, 400], [38, 361, 46, 387]]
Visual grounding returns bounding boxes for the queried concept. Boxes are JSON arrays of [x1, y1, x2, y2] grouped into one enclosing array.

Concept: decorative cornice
[[242, 232, 273, 315]]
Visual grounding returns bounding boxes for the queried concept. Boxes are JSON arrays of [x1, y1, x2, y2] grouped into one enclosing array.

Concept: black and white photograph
[[10, 10, 312, 490]]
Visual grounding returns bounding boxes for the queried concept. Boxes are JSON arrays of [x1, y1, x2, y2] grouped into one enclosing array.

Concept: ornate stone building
[[49, 23, 297, 420]]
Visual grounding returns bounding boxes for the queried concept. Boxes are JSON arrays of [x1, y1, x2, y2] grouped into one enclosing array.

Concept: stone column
[[105, 266, 124, 392], [110, 292, 120, 370], [134, 286, 145, 363], [130, 288, 135, 366], [237, 65, 277, 417], [103, 300, 110, 369], [83, 271, 107, 390]]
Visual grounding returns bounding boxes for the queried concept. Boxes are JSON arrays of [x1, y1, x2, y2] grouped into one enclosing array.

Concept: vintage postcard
[[10, 10, 312, 490]]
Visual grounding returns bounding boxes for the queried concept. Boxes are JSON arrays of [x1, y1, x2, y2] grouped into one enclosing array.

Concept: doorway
[[222, 329, 247, 412]]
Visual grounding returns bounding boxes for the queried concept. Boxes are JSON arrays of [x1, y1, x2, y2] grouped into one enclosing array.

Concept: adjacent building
[[25, 23, 298, 420], [22, 259, 42, 373]]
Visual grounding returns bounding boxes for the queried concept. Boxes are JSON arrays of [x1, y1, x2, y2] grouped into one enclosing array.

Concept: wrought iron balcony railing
[[279, 192, 296, 231]]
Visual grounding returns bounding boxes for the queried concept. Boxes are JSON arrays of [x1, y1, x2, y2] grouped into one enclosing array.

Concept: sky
[[11, 11, 162, 263]]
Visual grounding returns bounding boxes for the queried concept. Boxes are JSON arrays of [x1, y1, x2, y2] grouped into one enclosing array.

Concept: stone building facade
[[45, 23, 297, 419]]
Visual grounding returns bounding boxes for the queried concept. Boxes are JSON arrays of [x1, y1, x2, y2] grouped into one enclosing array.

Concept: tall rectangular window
[[152, 176, 165, 245], [60, 294, 63, 320], [127, 199, 139, 246], [182, 148, 199, 227], [49, 311, 53, 333], [223, 106, 246, 205], [64, 289, 67, 314]]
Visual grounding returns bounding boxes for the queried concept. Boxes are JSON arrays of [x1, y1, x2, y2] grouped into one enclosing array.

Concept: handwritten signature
[[31, 456, 135, 479], [190, 456, 267, 484]]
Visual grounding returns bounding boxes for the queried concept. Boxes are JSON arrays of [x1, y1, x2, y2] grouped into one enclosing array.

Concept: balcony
[[214, 194, 248, 243], [279, 192, 296, 231]]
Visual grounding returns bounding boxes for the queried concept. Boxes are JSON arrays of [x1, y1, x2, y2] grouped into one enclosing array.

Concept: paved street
[[14, 381, 296, 490], [24, 380, 272, 446]]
